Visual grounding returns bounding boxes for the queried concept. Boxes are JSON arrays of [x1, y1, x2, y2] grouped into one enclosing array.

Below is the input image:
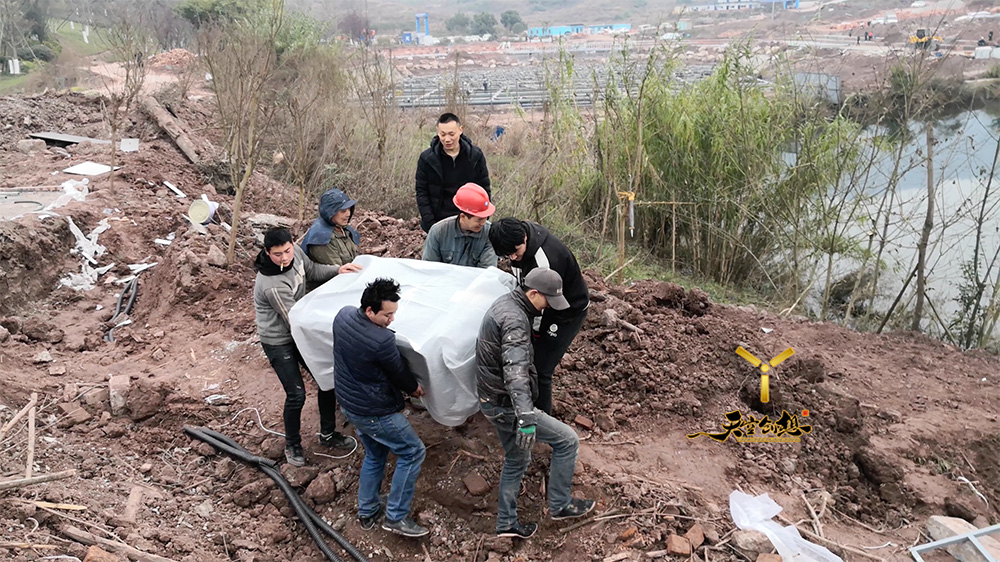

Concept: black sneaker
[[284, 445, 305, 467], [382, 516, 430, 538], [359, 504, 384, 531], [319, 432, 354, 449], [551, 498, 596, 520], [497, 521, 538, 539]]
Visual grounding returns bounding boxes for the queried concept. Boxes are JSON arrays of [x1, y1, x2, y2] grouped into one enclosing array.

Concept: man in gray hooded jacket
[[254, 227, 362, 466]]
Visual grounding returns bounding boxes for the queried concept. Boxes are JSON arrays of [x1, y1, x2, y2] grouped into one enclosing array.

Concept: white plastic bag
[[729, 490, 843, 562], [289, 255, 517, 426]]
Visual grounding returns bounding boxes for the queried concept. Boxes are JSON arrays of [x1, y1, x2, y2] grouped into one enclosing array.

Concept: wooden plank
[[61, 524, 178, 562], [0, 469, 77, 491]]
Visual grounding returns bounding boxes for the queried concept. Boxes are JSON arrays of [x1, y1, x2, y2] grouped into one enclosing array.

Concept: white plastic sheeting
[[729, 491, 842, 562], [289, 255, 517, 426]]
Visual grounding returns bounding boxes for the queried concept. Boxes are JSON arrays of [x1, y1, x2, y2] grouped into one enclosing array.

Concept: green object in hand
[[515, 424, 536, 450]]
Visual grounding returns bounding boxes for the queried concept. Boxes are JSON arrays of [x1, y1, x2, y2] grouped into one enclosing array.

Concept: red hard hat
[[453, 183, 495, 218]]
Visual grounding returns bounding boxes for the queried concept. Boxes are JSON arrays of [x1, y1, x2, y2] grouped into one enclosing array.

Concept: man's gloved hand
[[515, 425, 536, 450]]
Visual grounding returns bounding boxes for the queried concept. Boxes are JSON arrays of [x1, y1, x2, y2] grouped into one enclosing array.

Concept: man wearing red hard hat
[[421, 183, 498, 268]]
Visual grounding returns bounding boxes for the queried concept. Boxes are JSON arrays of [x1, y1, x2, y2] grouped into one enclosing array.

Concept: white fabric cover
[[289, 255, 517, 426]]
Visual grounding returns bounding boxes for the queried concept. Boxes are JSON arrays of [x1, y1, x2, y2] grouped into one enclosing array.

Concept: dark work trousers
[[532, 305, 588, 415], [261, 341, 338, 448]]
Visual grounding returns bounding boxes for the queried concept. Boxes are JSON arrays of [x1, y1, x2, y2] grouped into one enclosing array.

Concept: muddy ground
[[0, 87, 998, 562]]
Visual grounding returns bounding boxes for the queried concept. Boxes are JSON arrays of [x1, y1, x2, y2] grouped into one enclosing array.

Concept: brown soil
[[0, 88, 998, 562]]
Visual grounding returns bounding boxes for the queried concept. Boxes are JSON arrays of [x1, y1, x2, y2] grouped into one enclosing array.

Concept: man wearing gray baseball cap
[[475, 268, 596, 539]]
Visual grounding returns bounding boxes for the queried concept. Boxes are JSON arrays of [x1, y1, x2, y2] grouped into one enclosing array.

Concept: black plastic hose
[[183, 426, 370, 562], [104, 276, 139, 342], [195, 428, 370, 562]]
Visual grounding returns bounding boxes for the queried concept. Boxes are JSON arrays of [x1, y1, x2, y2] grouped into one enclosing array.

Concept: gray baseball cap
[[524, 268, 570, 311]]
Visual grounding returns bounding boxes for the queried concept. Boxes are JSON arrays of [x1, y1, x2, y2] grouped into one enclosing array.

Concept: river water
[[833, 107, 1000, 326]]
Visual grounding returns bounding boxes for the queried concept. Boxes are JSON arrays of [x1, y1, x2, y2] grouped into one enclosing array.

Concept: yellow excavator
[[909, 29, 942, 49]]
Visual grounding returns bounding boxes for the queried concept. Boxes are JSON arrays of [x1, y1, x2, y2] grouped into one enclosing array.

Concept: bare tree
[[98, 7, 156, 190], [199, 0, 285, 265], [349, 42, 395, 193], [276, 43, 352, 225]]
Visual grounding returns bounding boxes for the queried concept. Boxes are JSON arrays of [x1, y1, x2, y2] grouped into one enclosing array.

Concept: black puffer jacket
[[475, 290, 540, 428], [333, 307, 419, 417], [415, 134, 491, 232]]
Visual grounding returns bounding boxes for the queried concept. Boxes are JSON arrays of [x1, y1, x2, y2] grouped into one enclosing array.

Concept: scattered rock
[[16, 139, 47, 153], [128, 379, 165, 421], [926, 515, 1000, 561], [206, 245, 227, 268], [0, 316, 22, 334], [683, 288, 712, 316], [33, 350, 54, 363], [109, 375, 131, 416], [0, 325, 9, 343], [193, 441, 216, 457], [596, 412, 616, 431], [304, 473, 337, 503], [194, 499, 214, 519], [702, 523, 721, 544], [22, 318, 63, 342], [232, 479, 273, 508], [151, 348, 166, 361], [49, 365, 67, 376], [82, 545, 121, 562], [463, 471, 490, 496], [756, 554, 782, 562], [666, 534, 692, 555], [102, 423, 126, 438], [854, 447, 903, 485], [945, 498, 980, 523], [574, 415, 595, 430], [139, 463, 153, 473], [733, 530, 771, 555], [618, 526, 638, 541], [283, 465, 320, 488], [652, 282, 686, 308], [260, 437, 285, 461], [82, 387, 109, 407], [58, 402, 92, 427], [685, 523, 705, 548]]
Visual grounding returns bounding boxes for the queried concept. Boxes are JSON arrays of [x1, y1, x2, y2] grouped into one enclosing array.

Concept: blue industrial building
[[528, 23, 631, 38]]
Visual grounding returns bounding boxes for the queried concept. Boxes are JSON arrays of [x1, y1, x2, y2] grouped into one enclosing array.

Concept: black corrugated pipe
[[183, 426, 370, 562]]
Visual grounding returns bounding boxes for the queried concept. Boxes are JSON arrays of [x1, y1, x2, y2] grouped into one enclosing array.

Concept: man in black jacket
[[477, 268, 596, 539], [488, 218, 590, 415], [415, 113, 491, 233], [333, 278, 429, 538]]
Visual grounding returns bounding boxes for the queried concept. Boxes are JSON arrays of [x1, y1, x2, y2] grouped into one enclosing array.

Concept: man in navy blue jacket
[[333, 278, 429, 538]]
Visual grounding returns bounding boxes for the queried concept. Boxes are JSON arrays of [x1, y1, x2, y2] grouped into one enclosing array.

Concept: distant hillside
[[290, 0, 679, 34]]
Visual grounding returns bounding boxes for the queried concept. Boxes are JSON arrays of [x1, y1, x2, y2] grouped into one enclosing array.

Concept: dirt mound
[[149, 49, 196, 69], [0, 214, 76, 315], [0, 92, 107, 151]]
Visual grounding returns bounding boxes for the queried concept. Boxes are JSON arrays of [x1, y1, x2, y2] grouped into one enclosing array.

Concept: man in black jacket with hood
[[415, 113, 491, 233], [253, 228, 362, 466], [488, 218, 590, 416]]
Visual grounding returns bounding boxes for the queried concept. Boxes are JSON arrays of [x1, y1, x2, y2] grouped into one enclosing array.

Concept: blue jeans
[[480, 400, 579, 531], [341, 409, 426, 522]]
